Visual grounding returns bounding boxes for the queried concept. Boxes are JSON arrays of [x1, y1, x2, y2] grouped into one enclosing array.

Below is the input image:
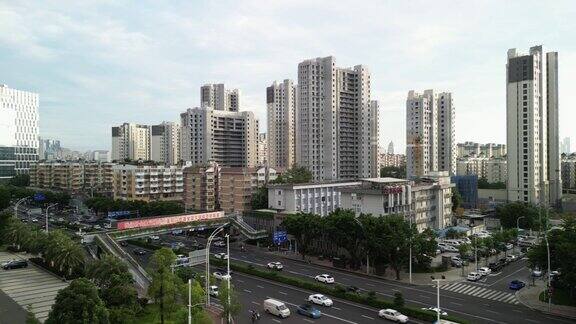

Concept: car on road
[[314, 274, 335, 284], [31, 218, 38, 223], [378, 309, 409, 323], [213, 271, 231, 280], [532, 268, 543, 277], [346, 285, 361, 294], [214, 253, 228, 260], [421, 307, 448, 316], [467, 272, 482, 282], [509, 280, 526, 290], [263, 299, 290, 318], [213, 241, 226, 247], [489, 262, 503, 272], [307, 294, 333, 306], [267, 262, 283, 270], [208, 285, 219, 297], [93, 225, 102, 230], [133, 249, 147, 255], [478, 267, 491, 276], [506, 255, 517, 263], [149, 235, 160, 241], [296, 304, 321, 319], [2, 259, 28, 270], [119, 241, 127, 247], [505, 243, 514, 250]]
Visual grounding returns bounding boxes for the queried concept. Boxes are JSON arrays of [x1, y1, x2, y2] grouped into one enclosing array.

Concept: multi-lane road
[[121, 233, 573, 324]]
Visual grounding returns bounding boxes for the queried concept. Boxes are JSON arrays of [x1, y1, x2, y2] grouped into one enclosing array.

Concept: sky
[[1, 0, 575, 152]]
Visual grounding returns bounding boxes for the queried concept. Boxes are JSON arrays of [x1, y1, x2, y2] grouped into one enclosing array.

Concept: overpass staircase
[[229, 213, 268, 240]]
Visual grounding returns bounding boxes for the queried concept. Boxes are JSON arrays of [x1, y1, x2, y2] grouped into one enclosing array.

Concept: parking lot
[[0, 252, 69, 323]]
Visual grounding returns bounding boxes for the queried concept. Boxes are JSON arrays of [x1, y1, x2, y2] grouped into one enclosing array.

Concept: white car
[[149, 235, 160, 240], [209, 285, 219, 297], [467, 272, 482, 282], [267, 262, 284, 270], [213, 241, 226, 247], [478, 267, 492, 276], [214, 253, 228, 260], [31, 218, 38, 223], [315, 274, 334, 284], [421, 307, 448, 316], [532, 268, 543, 277], [307, 294, 333, 306], [213, 271, 231, 280], [378, 309, 409, 323]]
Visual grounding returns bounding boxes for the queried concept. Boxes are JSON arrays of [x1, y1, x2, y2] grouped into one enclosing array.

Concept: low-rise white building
[[340, 172, 454, 231], [267, 181, 361, 216], [112, 164, 184, 202]]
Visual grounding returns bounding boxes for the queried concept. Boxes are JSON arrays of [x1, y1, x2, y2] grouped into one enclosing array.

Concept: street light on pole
[[226, 234, 231, 324], [45, 203, 58, 233], [206, 223, 227, 307], [516, 216, 525, 254], [14, 197, 29, 218], [431, 275, 446, 324]]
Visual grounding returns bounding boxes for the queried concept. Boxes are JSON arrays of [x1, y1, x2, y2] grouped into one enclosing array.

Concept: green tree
[[250, 187, 268, 210], [393, 292, 405, 308], [272, 165, 312, 184], [21, 227, 48, 255], [86, 254, 130, 289], [148, 248, 180, 324], [411, 228, 438, 269], [45, 231, 85, 277], [46, 278, 109, 324], [0, 186, 11, 210], [219, 281, 241, 323], [26, 305, 40, 324], [478, 177, 506, 189], [282, 213, 322, 260], [495, 202, 547, 231], [451, 188, 463, 212], [2, 220, 29, 250], [9, 174, 30, 187], [380, 165, 406, 178], [324, 210, 367, 269]]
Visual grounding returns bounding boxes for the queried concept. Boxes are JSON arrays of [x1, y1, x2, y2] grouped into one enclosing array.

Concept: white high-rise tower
[[506, 45, 561, 206], [267, 79, 297, 169]]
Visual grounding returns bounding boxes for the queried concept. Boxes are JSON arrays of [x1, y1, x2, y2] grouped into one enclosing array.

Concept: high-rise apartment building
[[180, 108, 259, 168], [267, 79, 297, 169], [257, 133, 267, 166], [111, 123, 150, 161], [406, 90, 455, 178], [387, 141, 394, 154], [38, 138, 62, 161], [561, 137, 571, 155], [506, 46, 561, 206], [296, 56, 379, 181], [200, 83, 240, 112], [0, 84, 39, 176], [112, 164, 183, 202], [151, 121, 180, 165], [457, 142, 507, 159]]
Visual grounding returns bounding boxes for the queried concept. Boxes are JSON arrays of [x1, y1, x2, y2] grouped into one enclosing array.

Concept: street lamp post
[[188, 278, 192, 324], [206, 223, 227, 307], [45, 203, 58, 233], [14, 197, 30, 218], [431, 276, 446, 324], [409, 215, 413, 285], [226, 234, 231, 324], [516, 216, 525, 254]]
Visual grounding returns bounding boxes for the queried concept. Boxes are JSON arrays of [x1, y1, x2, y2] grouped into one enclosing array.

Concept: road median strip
[[211, 258, 468, 323]]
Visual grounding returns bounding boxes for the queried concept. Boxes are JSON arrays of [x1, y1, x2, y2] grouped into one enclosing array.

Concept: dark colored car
[[119, 241, 127, 247], [133, 249, 147, 255], [296, 304, 321, 318], [2, 259, 28, 270], [346, 286, 361, 294], [509, 280, 526, 290], [489, 262, 503, 272]]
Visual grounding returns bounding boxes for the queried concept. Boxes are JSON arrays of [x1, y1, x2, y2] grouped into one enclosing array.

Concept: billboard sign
[[382, 186, 403, 195], [273, 230, 287, 245], [107, 210, 132, 218], [33, 193, 45, 202], [116, 211, 225, 230], [189, 249, 207, 266]]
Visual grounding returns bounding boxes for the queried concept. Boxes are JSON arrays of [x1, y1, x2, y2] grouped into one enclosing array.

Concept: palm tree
[[44, 231, 69, 268], [3, 221, 29, 250], [22, 228, 48, 256], [53, 239, 85, 277]]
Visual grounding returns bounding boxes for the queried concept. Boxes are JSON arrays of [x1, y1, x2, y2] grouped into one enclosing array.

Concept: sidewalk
[[259, 247, 466, 286], [517, 278, 576, 320]]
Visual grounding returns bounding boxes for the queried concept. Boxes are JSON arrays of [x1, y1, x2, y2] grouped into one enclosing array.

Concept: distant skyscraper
[[38, 138, 62, 161], [561, 137, 571, 154], [200, 83, 240, 112], [506, 45, 561, 206], [150, 121, 180, 165], [387, 141, 394, 154], [296, 56, 379, 181], [406, 90, 455, 178], [0, 84, 39, 176], [258, 133, 268, 166], [267, 80, 296, 169], [111, 123, 150, 161]]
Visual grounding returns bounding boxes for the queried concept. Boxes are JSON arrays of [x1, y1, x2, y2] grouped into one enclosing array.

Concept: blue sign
[[107, 210, 132, 218], [273, 231, 287, 245], [33, 193, 45, 202]]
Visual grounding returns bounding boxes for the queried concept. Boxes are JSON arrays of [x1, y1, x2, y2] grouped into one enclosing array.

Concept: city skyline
[[1, 1, 575, 152]]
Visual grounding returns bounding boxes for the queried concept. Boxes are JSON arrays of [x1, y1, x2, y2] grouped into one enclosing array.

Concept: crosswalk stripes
[[440, 282, 519, 304]]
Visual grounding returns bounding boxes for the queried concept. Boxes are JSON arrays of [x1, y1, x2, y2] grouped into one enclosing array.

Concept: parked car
[[213, 271, 230, 280], [489, 262, 503, 272], [208, 285, 219, 297], [308, 294, 333, 306], [263, 299, 290, 318], [2, 259, 28, 270], [31, 218, 38, 223], [149, 235, 160, 241], [214, 253, 228, 260], [478, 267, 492, 276], [213, 241, 226, 247], [532, 268, 543, 277], [506, 255, 517, 263], [346, 286, 361, 294], [267, 262, 284, 270], [421, 307, 448, 316], [467, 272, 482, 282], [119, 241, 127, 247], [505, 243, 514, 250], [315, 274, 335, 284], [296, 304, 322, 319], [378, 309, 409, 323], [509, 280, 526, 290], [133, 249, 147, 255]]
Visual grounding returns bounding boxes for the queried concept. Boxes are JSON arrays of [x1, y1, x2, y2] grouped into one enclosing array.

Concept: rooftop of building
[[360, 177, 409, 184], [268, 180, 362, 189]]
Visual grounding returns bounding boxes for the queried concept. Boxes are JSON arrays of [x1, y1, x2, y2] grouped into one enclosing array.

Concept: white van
[[443, 239, 462, 247], [263, 298, 290, 318]]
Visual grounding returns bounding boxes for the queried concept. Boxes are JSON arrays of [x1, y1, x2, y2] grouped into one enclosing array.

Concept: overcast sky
[[1, 0, 575, 152]]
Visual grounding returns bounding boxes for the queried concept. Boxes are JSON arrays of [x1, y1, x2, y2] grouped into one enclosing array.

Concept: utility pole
[[188, 279, 192, 324], [409, 215, 413, 285], [226, 234, 231, 324], [206, 223, 227, 307], [45, 203, 58, 233], [14, 197, 29, 218], [431, 276, 446, 323]]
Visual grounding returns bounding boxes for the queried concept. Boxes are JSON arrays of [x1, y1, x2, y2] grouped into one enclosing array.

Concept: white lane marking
[[268, 296, 359, 324], [303, 319, 315, 323], [450, 302, 463, 306], [486, 310, 500, 315], [279, 291, 288, 295], [272, 319, 281, 323], [251, 301, 260, 306], [244, 289, 252, 293], [512, 310, 522, 313], [237, 279, 245, 283], [257, 285, 264, 289], [361, 315, 375, 320], [365, 283, 374, 287], [419, 295, 431, 299], [488, 266, 529, 287], [525, 319, 539, 323], [332, 306, 342, 310]]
